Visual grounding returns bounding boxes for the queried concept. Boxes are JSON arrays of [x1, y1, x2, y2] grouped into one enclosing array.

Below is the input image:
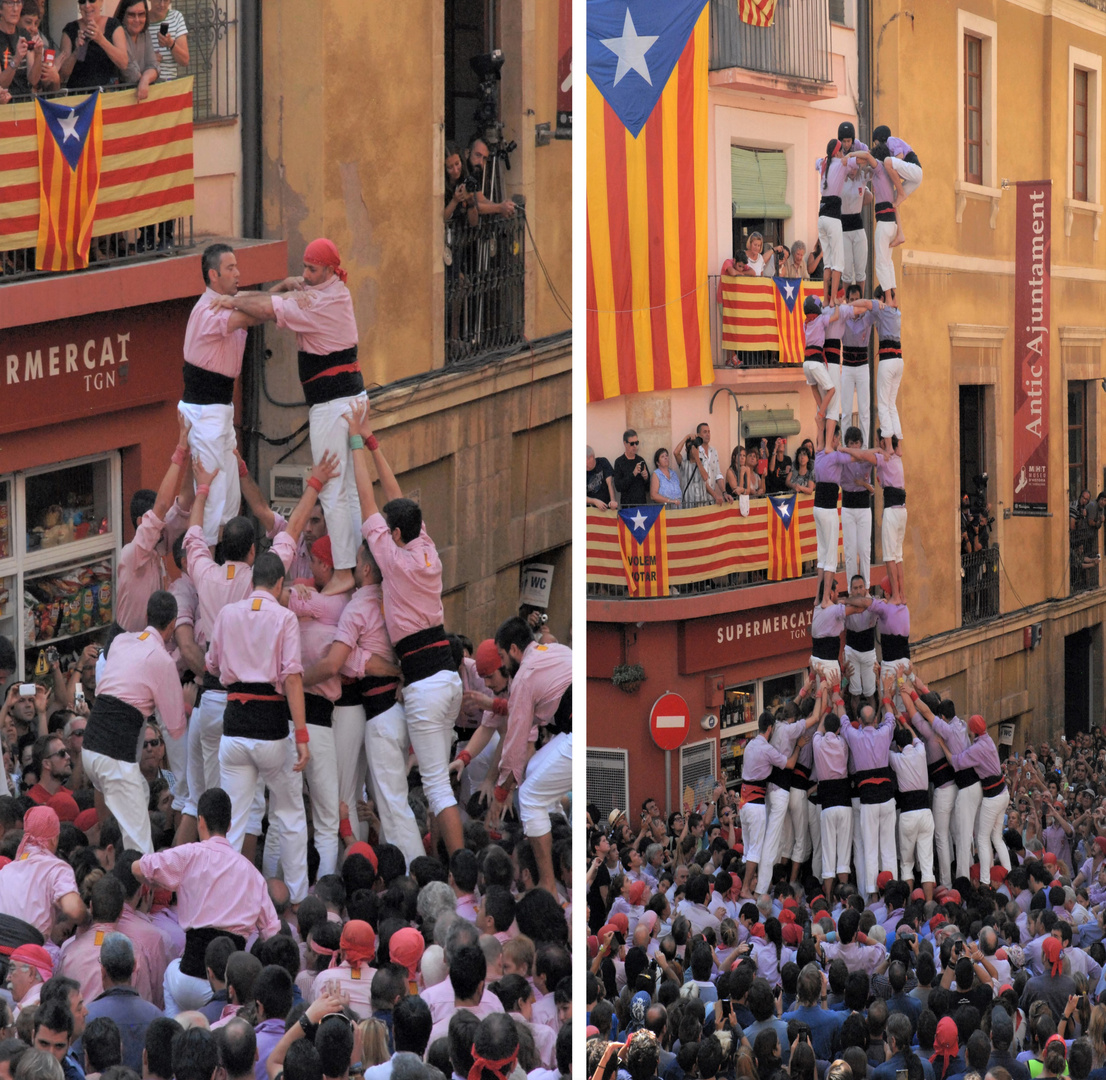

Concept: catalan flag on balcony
[[766, 493, 801, 580], [34, 91, 102, 271], [739, 0, 779, 27], [720, 276, 821, 360], [586, 0, 713, 402], [617, 504, 669, 597]]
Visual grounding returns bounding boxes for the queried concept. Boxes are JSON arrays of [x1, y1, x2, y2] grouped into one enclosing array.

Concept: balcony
[[444, 212, 527, 364], [961, 545, 1000, 625], [710, 274, 818, 369], [1070, 521, 1101, 594], [709, 0, 833, 89]]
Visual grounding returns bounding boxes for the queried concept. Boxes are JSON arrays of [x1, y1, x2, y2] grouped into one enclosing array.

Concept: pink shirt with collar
[[308, 962, 376, 1017], [135, 835, 281, 939], [332, 583, 394, 678], [298, 614, 342, 703], [96, 627, 186, 738], [58, 921, 155, 1005], [266, 511, 312, 583], [270, 275, 359, 355], [497, 641, 573, 787], [361, 516, 444, 642], [289, 586, 348, 626], [116, 501, 191, 633], [0, 847, 79, 936], [117, 905, 170, 1009], [421, 979, 505, 1025], [184, 287, 248, 377], [206, 590, 302, 691]]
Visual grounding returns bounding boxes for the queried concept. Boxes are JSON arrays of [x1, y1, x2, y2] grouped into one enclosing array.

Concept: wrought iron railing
[[961, 544, 1000, 625], [709, 0, 833, 84], [1070, 521, 1101, 594], [444, 210, 526, 364], [177, 0, 238, 122]]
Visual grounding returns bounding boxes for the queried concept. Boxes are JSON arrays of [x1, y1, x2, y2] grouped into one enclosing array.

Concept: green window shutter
[[731, 147, 792, 219]]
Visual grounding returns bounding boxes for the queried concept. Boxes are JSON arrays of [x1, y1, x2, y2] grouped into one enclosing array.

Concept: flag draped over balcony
[[34, 91, 102, 271], [586, 0, 713, 402], [766, 492, 801, 580], [739, 0, 779, 27], [617, 505, 669, 597], [719, 275, 821, 360]]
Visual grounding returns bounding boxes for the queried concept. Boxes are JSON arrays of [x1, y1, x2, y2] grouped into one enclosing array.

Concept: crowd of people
[[0, 237, 573, 1080]]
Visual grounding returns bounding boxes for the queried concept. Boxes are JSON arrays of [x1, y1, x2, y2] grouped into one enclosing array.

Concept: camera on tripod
[[969, 472, 991, 517], [470, 50, 518, 174]]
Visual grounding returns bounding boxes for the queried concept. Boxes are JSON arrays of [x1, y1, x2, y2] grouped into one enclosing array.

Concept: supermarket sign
[[0, 300, 192, 436], [677, 598, 814, 674]]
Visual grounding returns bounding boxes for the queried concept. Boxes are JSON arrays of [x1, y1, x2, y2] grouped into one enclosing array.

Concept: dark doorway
[[1065, 627, 1093, 737], [445, 0, 492, 151]]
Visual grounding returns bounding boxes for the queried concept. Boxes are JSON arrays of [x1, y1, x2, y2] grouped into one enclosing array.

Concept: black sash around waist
[[874, 200, 897, 222], [337, 678, 364, 707], [819, 195, 842, 219], [548, 684, 572, 735], [883, 486, 906, 508], [297, 345, 365, 407], [811, 635, 840, 662], [846, 626, 877, 653], [181, 362, 235, 406], [903, 151, 921, 167], [896, 787, 929, 813], [842, 488, 871, 510], [84, 694, 147, 763], [881, 634, 910, 663], [805, 344, 825, 363], [819, 776, 852, 808], [824, 339, 842, 362], [395, 625, 454, 685], [304, 692, 334, 728], [181, 927, 246, 980], [792, 761, 811, 792], [841, 213, 864, 232], [359, 674, 400, 720], [740, 782, 766, 806], [842, 345, 869, 367], [879, 340, 902, 359], [814, 482, 839, 510], [980, 773, 1005, 797], [954, 766, 979, 790], [928, 757, 955, 788], [769, 766, 792, 791], [854, 765, 894, 804], [223, 681, 289, 741]]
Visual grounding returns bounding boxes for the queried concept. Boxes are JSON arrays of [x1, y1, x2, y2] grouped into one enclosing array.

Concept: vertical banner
[[1012, 180, 1051, 516], [556, 0, 572, 138]]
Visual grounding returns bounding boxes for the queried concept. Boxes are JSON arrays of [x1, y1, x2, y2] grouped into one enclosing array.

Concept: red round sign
[[649, 692, 691, 751]]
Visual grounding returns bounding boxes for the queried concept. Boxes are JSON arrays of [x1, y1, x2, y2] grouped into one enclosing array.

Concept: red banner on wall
[[1013, 181, 1051, 516]]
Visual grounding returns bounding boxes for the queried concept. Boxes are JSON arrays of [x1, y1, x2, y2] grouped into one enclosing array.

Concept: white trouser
[[811, 658, 841, 687], [757, 785, 793, 894], [841, 506, 872, 587], [157, 717, 189, 814], [803, 359, 834, 394], [874, 220, 897, 291], [178, 401, 240, 546], [932, 782, 957, 888], [519, 732, 572, 838], [890, 157, 923, 197], [813, 506, 840, 572], [826, 360, 843, 422], [332, 704, 369, 843], [308, 392, 367, 570], [898, 806, 935, 883], [952, 781, 982, 881], [300, 720, 339, 878], [364, 702, 426, 867], [807, 798, 823, 880], [739, 801, 767, 865], [818, 215, 844, 273], [788, 786, 812, 862], [219, 733, 308, 902], [882, 506, 907, 564], [876, 356, 904, 440], [842, 227, 867, 285], [860, 799, 897, 894], [844, 646, 876, 698], [820, 804, 853, 877], [403, 670, 463, 816], [82, 747, 153, 854], [163, 958, 213, 1017], [185, 689, 226, 817], [851, 796, 866, 893], [840, 364, 871, 445], [977, 787, 1012, 878]]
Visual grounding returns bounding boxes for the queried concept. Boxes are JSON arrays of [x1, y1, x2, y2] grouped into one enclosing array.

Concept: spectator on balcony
[[776, 241, 809, 280], [743, 233, 777, 278], [467, 137, 517, 219], [1070, 489, 1091, 532], [20, 1, 59, 92], [725, 446, 751, 516], [612, 430, 650, 508], [649, 449, 682, 511], [147, 0, 187, 82], [115, 0, 158, 101], [789, 445, 815, 496], [585, 446, 617, 510], [764, 439, 792, 495], [0, 0, 42, 100], [443, 142, 479, 228], [58, 0, 127, 91], [807, 239, 824, 282], [675, 424, 729, 508]]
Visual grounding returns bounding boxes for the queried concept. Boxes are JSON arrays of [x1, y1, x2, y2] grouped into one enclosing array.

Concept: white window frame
[[1066, 48, 1103, 239], [679, 738, 718, 803], [956, 11, 1001, 222]]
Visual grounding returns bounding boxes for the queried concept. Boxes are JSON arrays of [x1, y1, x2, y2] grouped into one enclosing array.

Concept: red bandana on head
[[304, 238, 347, 283]]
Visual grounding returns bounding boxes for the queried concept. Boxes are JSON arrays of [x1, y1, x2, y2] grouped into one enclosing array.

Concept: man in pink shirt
[[347, 400, 464, 854], [214, 239, 363, 594], [81, 591, 186, 854], [488, 617, 572, 896], [307, 918, 376, 1017], [179, 244, 264, 547], [134, 788, 281, 1017]]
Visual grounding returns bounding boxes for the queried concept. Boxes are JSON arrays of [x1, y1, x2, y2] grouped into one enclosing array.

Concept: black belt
[[819, 195, 842, 219], [181, 362, 235, 406], [297, 346, 365, 407], [881, 634, 910, 662], [928, 757, 955, 788], [811, 636, 840, 662], [805, 345, 825, 362], [337, 678, 364, 707], [792, 762, 812, 792], [981, 773, 1005, 797], [84, 694, 146, 763], [841, 213, 864, 231], [304, 692, 334, 729], [846, 628, 876, 653], [223, 681, 289, 741], [395, 625, 454, 685], [825, 341, 842, 363], [954, 767, 979, 790], [819, 776, 852, 808], [842, 489, 871, 510], [903, 151, 921, 167], [896, 787, 929, 813], [181, 927, 246, 980], [814, 482, 839, 510], [884, 486, 906, 508], [548, 684, 572, 736], [875, 200, 896, 222], [879, 340, 902, 359], [842, 345, 868, 366], [854, 766, 894, 804], [768, 766, 792, 791], [359, 674, 400, 720]]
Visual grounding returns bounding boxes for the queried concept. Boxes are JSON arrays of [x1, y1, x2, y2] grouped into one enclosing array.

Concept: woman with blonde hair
[[356, 1018, 390, 1068]]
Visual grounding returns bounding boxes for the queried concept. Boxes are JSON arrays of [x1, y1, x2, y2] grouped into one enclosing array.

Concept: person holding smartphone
[[146, 0, 186, 81]]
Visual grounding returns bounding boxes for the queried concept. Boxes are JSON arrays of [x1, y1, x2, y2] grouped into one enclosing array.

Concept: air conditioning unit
[[269, 465, 313, 519]]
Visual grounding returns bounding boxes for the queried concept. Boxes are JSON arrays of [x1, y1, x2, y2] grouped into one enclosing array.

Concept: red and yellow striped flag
[[586, 2, 712, 402], [739, 0, 779, 27], [719, 276, 820, 360], [767, 493, 801, 580], [617, 505, 669, 597]]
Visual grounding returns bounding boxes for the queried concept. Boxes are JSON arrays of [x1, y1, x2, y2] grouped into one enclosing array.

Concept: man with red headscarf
[[0, 806, 86, 942], [1020, 935, 1076, 1023], [307, 918, 376, 1017], [214, 239, 364, 596]]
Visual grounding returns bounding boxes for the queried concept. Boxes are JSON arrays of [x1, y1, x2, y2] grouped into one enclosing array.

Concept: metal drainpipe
[[239, 0, 263, 476]]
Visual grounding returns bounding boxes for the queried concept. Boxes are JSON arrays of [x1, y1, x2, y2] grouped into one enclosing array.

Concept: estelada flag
[[772, 277, 806, 365], [34, 90, 103, 271], [766, 492, 801, 581], [617, 504, 669, 597], [739, 0, 779, 27], [586, 0, 713, 402]]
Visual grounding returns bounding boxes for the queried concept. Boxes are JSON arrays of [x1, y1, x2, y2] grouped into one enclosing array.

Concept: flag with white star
[[616, 504, 669, 596], [767, 492, 801, 580], [34, 90, 103, 271]]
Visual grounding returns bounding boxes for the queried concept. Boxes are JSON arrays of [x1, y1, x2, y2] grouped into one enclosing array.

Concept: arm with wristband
[[285, 452, 340, 547]]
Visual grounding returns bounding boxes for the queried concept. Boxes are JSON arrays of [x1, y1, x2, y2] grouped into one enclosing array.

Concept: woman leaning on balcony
[[115, 0, 158, 101], [650, 449, 682, 510], [57, 0, 128, 91]]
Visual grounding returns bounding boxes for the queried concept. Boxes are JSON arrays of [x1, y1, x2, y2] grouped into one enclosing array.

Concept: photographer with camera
[[0, 0, 43, 99], [444, 142, 479, 228], [57, 0, 128, 91], [674, 423, 730, 509], [467, 137, 517, 219]]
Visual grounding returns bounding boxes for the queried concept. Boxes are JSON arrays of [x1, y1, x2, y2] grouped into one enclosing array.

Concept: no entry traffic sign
[[649, 692, 691, 751]]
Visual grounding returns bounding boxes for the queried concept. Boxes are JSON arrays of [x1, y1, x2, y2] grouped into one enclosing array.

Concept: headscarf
[[968, 714, 987, 736], [930, 1016, 960, 1075], [629, 990, 651, 1029], [303, 238, 347, 283], [474, 639, 501, 679], [467, 1048, 518, 1080], [310, 535, 333, 569], [10, 944, 53, 982], [1042, 935, 1063, 977], [339, 920, 376, 967], [17, 806, 59, 860], [389, 926, 425, 978]]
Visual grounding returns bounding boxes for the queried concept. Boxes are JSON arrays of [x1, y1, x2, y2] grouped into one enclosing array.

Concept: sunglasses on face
[[627, 441, 639, 447], [143, 738, 162, 749]]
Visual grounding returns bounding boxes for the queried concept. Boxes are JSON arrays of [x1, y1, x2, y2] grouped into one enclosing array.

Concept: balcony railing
[[444, 211, 526, 364], [179, 0, 239, 122], [1071, 521, 1101, 594], [709, 0, 833, 84], [961, 544, 1000, 625], [710, 274, 817, 369]]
